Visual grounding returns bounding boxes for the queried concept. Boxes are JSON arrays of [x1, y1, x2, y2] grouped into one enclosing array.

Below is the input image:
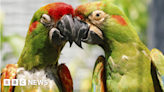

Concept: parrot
[[73, 1, 164, 92], [1, 2, 77, 92]]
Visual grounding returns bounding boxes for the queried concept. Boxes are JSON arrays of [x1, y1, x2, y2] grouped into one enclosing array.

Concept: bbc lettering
[[3, 79, 25, 86], [3, 79, 48, 86], [12, 79, 18, 86]]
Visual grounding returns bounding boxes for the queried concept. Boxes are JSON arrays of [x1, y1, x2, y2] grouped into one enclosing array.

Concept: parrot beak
[[73, 18, 104, 48], [56, 14, 75, 46], [72, 17, 89, 48], [49, 14, 103, 48], [49, 14, 75, 46], [81, 22, 104, 45], [50, 14, 89, 48]]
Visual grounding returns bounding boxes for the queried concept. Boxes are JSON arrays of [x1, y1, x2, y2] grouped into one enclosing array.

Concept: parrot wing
[[1, 64, 18, 92], [58, 64, 73, 92], [150, 48, 164, 91], [92, 55, 105, 92]]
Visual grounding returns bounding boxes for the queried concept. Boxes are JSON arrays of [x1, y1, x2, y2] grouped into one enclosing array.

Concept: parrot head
[[17, 2, 79, 70], [28, 2, 75, 47], [74, 1, 140, 49]]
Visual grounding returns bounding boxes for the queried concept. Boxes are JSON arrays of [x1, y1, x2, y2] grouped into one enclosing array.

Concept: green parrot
[[73, 1, 164, 92], [1, 2, 76, 92]]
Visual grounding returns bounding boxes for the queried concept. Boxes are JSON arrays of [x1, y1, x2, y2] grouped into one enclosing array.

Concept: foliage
[[0, 10, 25, 69]]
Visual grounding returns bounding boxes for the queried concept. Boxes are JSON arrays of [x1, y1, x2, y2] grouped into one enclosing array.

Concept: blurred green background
[[1, 0, 164, 91]]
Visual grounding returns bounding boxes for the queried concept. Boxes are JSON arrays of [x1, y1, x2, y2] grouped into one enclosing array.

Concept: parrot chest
[[14, 66, 62, 92], [105, 50, 155, 92]]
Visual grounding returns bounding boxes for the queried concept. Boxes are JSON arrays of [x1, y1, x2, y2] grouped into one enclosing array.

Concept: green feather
[[76, 1, 164, 91], [17, 8, 62, 70]]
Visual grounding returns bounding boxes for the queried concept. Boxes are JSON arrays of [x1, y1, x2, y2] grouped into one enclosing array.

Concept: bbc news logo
[[3, 79, 48, 86]]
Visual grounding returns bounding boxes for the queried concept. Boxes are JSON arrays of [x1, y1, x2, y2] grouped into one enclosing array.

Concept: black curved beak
[[73, 17, 89, 48], [82, 30, 104, 45], [49, 14, 103, 48], [50, 14, 89, 48], [56, 14, 75, 46], [50, 14, 75, 46], [73, 18, 104, 48]]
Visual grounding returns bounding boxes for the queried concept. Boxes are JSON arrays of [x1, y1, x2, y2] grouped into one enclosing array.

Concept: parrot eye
[[96, 13, 101, 17], [93, 12, 102, 20], [89, 10, 108, 21], [41, 14, 52, 24]]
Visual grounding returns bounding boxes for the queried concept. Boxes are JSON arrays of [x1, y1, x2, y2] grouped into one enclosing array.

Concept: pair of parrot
[[1, 1, 164, 92]]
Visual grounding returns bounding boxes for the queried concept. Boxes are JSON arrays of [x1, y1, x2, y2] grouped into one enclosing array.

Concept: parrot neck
[[103, 39, 152, 81], [102, 40, 156, 91], [17, 43, 64, 70]]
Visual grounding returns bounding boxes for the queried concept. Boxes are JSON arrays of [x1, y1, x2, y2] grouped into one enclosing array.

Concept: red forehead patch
[[75, 2, 104, 20], [29, 21, 39, 33], [74, 2, 92, 19], [42, 2, 74, 21], [112, 15, 127, 25]]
